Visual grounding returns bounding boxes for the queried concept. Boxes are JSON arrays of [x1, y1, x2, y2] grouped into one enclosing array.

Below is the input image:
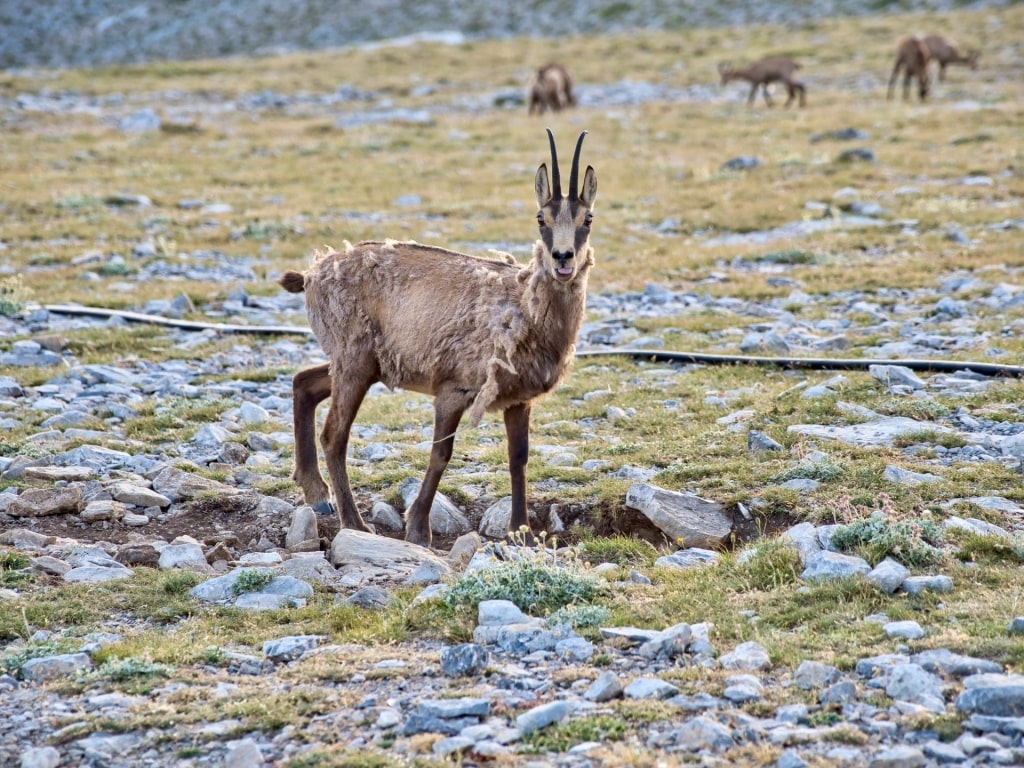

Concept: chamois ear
[[535, 163, 551, 209], [581, 166, 597, 207]]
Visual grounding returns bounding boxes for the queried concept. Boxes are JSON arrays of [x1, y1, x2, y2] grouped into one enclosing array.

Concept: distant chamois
[[923, 33, 980, 82], [718, 56, 806, 108], [528, 62, 576, 115], [888, 36, 931, 101]]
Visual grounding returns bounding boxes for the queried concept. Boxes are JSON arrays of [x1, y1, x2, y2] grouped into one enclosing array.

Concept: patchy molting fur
[[299, 236, 593, 427]]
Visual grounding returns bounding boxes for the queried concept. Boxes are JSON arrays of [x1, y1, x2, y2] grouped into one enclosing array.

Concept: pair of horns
[[546, 128, 587, 201]]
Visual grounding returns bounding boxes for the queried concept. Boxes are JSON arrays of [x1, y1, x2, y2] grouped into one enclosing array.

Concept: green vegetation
[[443, 544, 607, 616], [830, 515, 946, 567], [232, 568, 277, 595]]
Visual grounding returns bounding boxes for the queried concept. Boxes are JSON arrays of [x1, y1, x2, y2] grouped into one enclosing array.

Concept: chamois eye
[[584, 212, 593, 226], [537, 212, 545, 227]]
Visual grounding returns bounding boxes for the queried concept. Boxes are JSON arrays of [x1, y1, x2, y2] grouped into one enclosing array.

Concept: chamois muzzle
[[552, 250, 574, 278]]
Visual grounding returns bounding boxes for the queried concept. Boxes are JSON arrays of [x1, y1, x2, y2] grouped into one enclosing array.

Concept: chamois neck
[[521, 240, 592, 337]]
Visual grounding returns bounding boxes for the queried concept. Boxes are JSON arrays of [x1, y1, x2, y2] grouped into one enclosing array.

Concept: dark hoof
[[405, 529, 432, 549], [312, 500, 336, 518]]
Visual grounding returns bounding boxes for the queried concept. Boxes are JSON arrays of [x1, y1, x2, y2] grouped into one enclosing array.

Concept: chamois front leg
[[404, 390, 468, 548], [319, 362, 376, 539], [290, 363, 333, 516], [504, 402, 533, 540]]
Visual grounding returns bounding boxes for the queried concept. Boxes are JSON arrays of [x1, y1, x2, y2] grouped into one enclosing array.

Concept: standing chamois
[[278, 130, 597, 548], [923, 33, 980, 82], [718, 56, 806, 108], [528, 62, 577, 115], [888, 36, 931, 101]]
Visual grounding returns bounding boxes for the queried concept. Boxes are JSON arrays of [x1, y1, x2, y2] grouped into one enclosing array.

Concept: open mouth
[[556, 266, 574, 277]]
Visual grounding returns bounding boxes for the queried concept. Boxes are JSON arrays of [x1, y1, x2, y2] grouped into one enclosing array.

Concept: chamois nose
[[552, 250, 574, 277]]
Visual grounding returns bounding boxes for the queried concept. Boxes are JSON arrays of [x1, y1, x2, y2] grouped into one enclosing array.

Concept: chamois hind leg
[[761, 83, 775, 107], [290, 363, 333, 516], [746, 83, 758, 105], [504, 403, 533, 541], [319, 358, 377, 539], [404, 388, 468, 548], [887, 63, 902, 100]]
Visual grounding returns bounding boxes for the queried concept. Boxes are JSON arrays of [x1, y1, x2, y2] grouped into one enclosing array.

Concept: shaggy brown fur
[[280, 130, 597, 548], [718, 56, 806, 108], [528, 62, 576, 115], [922, 33, 980, 82], [888, 36, 932, 101]]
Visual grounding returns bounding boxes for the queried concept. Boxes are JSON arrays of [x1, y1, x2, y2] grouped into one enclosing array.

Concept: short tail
[[278, 271, 306, 293]]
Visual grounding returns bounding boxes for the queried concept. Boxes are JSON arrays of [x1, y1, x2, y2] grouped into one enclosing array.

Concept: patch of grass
[[282, 749, 415, 768], [578, 534, 658, 568], [949, 531, 1024, 566], [0, 275, 32, 317], [92, 657, 173, 694], [736, 539, 803, 591], [0, 550, 32, 588], [892, 429, 967, 449], [830, 515, 945, 567], [521, 714, 629, 753]]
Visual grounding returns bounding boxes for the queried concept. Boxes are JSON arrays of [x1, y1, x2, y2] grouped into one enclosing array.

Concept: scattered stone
[[624, 483, 732, 547]]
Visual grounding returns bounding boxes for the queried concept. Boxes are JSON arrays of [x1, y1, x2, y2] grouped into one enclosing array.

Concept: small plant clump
[[830, 514, 945, 567], [0, 275, 32, 317], [0, 550, 32, 588], [772, 455, 844, 483], [545, 604, 612, 630], [520, 714, 628, 753], [443, 537, 607, 617], [232, 568, 277, 595], [0, 639, 78, 677]]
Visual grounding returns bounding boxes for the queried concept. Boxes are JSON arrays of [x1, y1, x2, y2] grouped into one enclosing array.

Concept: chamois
[[528, 62, 576, 115], [923, 33, 980, 82], [888, 36, 931, 101], [279, 130, 597, 548], [718, 56, 806, 108]]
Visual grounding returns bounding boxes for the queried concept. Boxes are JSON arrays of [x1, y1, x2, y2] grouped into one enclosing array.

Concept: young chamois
[[528, 62, 577, 115], [718, 56, 806, 108], [923, 33, 980, 82], [888, 36, 931, 101], [278, 130, 597, 548]]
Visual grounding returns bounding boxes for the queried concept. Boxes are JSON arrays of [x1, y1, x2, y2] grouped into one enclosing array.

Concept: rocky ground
[[0, 0, 1009, 70], [4, 5, 1024, 765], [5, 249, 1024, 765]]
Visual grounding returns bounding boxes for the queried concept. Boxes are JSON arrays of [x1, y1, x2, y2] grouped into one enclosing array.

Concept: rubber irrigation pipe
[[43, 303, 1024, 379]]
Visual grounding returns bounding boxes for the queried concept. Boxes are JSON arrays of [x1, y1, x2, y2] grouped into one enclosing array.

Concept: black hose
[[43, 303, 1024, 378], [573, 349, 1024, 378]]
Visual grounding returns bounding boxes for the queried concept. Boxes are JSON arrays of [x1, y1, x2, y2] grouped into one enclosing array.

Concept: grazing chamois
[[888, 36, 931, 101], [528, 62, 577, 115], [923, 33, 980, 82], [718, 56, 806, 108], [279, 130, 597, 548]]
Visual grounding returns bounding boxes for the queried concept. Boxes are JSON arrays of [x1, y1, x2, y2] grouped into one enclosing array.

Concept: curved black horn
[[546, 128, 561, 199], [568, 131, 588, 201]]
